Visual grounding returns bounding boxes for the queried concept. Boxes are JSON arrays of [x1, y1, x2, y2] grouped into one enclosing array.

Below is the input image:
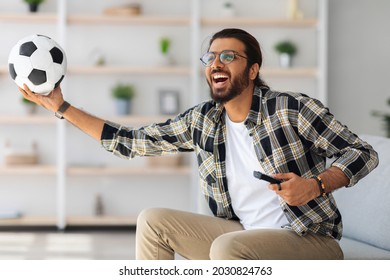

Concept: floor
[[0, 229, 136, 260]]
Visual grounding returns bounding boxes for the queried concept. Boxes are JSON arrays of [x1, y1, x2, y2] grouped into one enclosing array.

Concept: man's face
[[205, 38, 251, 104]]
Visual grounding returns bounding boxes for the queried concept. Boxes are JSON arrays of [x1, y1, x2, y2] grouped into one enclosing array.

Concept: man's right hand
[[18, 84, 65, 113]]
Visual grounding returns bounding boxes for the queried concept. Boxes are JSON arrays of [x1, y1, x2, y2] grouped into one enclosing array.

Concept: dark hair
[[208, 28, 268, 88]]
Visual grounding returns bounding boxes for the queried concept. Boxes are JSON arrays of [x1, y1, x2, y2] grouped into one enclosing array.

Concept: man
[[19, 28, 378, 260]]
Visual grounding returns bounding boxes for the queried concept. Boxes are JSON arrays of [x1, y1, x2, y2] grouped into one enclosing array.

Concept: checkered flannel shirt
[[101, 86, 379, 239]]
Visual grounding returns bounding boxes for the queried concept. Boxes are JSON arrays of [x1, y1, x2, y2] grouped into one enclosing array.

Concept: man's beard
[[208, 67, 250, 104]]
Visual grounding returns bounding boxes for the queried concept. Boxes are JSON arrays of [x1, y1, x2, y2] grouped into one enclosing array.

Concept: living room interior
[[0, 0, 389, 260]]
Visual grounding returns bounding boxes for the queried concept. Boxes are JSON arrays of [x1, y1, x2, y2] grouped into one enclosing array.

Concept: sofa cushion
[[340, 238, 390, 260], [333, 135, 390, 251]]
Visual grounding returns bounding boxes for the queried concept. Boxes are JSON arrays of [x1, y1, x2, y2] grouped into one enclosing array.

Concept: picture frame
[[159, 90, 180, 115]]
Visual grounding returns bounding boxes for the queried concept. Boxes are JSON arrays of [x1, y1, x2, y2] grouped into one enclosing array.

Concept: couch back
[[333, 135, 390, 250]]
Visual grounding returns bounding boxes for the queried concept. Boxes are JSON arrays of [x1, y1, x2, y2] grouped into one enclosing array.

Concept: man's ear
[[250, 63, 260, 81]]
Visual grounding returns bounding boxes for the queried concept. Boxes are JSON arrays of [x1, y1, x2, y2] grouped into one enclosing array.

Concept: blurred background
[[0, 0, 388, 259]]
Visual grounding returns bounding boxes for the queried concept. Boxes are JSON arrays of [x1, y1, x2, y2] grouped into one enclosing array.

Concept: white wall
[[328, 0, 390, 137]]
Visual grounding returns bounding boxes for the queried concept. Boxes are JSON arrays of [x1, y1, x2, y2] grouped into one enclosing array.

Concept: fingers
[[18, 86, 32, 100], [268, 182, 283, 192], [272, 172, 295, 181]]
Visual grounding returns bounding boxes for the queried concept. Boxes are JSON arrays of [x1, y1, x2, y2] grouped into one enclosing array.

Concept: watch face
[[55, 112, 63, 119]]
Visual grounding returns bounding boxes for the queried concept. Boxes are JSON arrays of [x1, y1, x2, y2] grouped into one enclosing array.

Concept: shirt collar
[[211, 86, 266, 124]]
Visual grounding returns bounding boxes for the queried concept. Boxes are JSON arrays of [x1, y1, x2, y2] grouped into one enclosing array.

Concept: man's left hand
[[268, 173, 319, 206]]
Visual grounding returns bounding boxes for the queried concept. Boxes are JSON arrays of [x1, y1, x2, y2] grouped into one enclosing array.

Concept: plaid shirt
[[101, 86, 378, 240]]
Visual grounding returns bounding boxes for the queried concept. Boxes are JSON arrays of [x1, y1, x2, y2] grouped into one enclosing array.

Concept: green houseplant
[[21, 97, 37, 115], [372, 97, 390, 137], [160, 37, 170, 55], [111, 83, 135, 115], [159, 37, 173, 65], [23, 0, 45, 12], [274, 40, 297, 68]]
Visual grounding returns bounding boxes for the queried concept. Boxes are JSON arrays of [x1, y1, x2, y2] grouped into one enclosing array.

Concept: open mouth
[[212, 74, 229, 86]]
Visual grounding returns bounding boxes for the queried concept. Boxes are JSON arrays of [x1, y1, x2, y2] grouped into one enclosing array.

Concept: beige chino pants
[[136, 208, 344, 260]]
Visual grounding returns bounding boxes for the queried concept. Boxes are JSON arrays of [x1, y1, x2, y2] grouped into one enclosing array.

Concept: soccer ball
[[8, 34, 67, 95]]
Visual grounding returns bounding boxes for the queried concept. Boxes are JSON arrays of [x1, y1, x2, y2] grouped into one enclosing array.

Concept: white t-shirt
[[225, 113, 288, 230]]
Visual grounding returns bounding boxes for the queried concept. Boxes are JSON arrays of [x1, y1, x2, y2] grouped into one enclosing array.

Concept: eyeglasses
[[200, 50, 248, 67]]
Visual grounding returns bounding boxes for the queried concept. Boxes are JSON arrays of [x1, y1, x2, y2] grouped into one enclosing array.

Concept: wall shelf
[[0, 115, 55, 125], [0, 216, 57, 227], [0, 65, 7, 74], [201, 17, 318, 27], [0, 13, 57, 23], [67, 14, 191, 26], [66, 215, 137, 226], [0, 165, 57, 175], [0, 13, 190, 26], [67, 165, 191, 176], [108, 115, 175, 125], [68, 65, 191, 76], [262, 68, 318, 78]]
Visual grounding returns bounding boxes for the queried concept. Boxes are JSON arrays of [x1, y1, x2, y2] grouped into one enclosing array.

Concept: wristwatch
[[54, 101, 71, 119]]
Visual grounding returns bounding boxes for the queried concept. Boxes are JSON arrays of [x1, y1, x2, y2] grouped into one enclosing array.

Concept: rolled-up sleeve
[[298, 97, 379, 187]]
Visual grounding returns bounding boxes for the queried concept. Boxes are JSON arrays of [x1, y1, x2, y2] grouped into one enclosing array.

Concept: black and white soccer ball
[[8, 34, 67, 95]]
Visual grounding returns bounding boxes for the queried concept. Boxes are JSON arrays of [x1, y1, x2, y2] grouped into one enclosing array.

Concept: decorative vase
[[24, 103, 37, 115], [115, 99, 131, 115], [279, 53, 292, 68], [29, 4, 39, 13], [159, 53, 173, 66], [221, 3, 236, 17]]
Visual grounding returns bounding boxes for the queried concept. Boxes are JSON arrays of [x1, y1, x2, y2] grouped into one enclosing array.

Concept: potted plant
[[21, 97, 37, 115], [23, 0, 45, 13], [274, 40, 297, 68], [111, 83, 135, 115], [372, 97, 390, 137], [159, 37, 173, 65]]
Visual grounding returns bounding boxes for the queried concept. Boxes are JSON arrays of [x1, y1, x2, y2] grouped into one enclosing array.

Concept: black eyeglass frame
[[199, 50, 248, 67]]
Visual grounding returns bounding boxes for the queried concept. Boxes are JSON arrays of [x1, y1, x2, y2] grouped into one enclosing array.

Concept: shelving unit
[[67, 14, 190, 25], [201, 17, 318, 27], [0, 0, 328, 229], [67, 65, 191, 75]]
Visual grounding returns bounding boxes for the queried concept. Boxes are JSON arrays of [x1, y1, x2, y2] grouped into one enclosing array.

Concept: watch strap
[[55, 101, 71, 119]]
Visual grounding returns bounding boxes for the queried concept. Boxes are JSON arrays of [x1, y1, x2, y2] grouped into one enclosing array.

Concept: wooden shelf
[[67, 165, 191, 176], [0, 13, 57, 23], [0, 216, 56, 226], [202, 17, 318, 27], [0, 65, 7, 74], [262, 67, 318, 77], [0, 215, 137, 227], [0, 165, 57, 175], [0, 115, 55, 125], [68, 65, 191, 75], [68, 14, 190, 25], [0, 13, 190, 26], [0, 114, 172, 126], [66, 215, 137, 226], [106, 115, 175, 125]]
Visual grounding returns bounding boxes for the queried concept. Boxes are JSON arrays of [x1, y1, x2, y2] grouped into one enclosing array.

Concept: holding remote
[[253, 171, 283, 184]]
